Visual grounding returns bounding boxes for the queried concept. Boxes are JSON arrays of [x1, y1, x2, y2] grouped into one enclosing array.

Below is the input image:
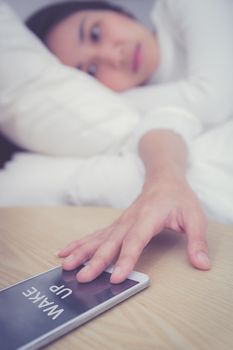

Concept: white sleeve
[[123, 0, 233, 146]]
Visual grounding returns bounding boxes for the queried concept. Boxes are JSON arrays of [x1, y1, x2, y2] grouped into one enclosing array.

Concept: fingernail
[[55, 250, 61, 257], [196, 251, 210, 267], [77, 265, 90, 278], [81, 265, 90, 273], [113, 266, 122, 276], [64, 255, 74, 263]]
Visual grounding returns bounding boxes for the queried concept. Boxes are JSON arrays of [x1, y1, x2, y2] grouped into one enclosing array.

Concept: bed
[[0, 1, 233, 224]]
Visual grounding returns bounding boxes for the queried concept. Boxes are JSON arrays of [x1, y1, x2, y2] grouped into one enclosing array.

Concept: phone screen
[[0, 266, 139, 350]]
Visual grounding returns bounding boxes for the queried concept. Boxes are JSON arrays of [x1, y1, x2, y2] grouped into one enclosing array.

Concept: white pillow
[[0, 2, 139, 156]]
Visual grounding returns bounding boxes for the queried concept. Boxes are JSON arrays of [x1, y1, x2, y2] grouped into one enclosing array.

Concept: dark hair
[[26, 1, 134, 43]]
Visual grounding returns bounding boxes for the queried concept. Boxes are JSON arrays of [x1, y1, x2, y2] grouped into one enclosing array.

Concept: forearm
[[138, 129, 188, 184]]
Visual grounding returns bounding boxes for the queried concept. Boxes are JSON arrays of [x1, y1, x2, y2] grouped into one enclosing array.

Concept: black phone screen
[[0, 266, 138, 350]]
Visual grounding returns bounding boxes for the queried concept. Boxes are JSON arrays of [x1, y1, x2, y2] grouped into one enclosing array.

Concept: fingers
[[57, 229, 107, 258], [110, 227, 154, 284], [75, 215, 139, 282], [59, 207, 162, 284], [185, 212, 211, 270], [56, 214, 133, 282], [77, 230, 147, 285], [76, 240, 121, 282], [61, 239, 101, 271], [57, 240, 83, 258]]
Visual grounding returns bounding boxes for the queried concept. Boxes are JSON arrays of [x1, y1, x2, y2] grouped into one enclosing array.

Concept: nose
[[95, 43, 125, 68]]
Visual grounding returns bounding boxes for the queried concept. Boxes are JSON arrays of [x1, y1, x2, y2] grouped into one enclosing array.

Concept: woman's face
[[46, 10, 160, 91]]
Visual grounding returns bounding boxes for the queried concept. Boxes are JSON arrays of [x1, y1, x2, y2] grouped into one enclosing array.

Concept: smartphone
[[0, 265, 149, 350]]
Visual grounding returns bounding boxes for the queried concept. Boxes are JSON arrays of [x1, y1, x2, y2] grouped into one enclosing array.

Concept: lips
[[132, 44, 141, 73]]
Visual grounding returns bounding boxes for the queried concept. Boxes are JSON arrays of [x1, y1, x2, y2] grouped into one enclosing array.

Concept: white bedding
[[1, 117, 233, 224], [0, 1, 233, 224]]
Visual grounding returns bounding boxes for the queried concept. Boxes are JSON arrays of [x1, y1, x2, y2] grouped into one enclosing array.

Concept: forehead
[[46, 8, 132, 40], [47, 9, 123, 37]]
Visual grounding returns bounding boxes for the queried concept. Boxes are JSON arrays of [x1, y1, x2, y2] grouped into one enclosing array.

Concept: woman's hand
[[58, 130, 211, 284], [57, 175, 210, 284]]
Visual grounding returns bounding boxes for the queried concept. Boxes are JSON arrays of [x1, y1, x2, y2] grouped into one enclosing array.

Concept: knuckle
[[124, 231, 148, 250], [93, 254, 109, 269], [77, 245, 92, 261], [118, 253, 136, 268], [103, 239, 117, 249]]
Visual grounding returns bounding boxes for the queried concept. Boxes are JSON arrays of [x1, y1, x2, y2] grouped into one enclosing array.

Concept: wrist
[[145, 162, 186, 184]]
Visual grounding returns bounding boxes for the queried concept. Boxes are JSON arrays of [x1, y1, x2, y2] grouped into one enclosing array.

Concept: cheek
[[97, 70, 139, 92]]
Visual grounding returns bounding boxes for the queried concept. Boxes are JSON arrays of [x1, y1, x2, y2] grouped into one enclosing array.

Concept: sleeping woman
[[3, 0, 233, 283]]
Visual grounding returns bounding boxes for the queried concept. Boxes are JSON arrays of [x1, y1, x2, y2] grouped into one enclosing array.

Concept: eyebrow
[[79, 17, 86, 42]]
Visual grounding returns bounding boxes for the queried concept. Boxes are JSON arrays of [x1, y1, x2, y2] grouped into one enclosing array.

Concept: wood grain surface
[[0, 207, 233, 350]]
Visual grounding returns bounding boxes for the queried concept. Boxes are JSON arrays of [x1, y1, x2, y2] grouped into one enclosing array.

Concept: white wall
[[7, 0, 155, 28]]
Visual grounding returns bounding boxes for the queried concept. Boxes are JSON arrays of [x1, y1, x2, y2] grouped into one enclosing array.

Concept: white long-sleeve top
[[123, 0, 233, 146]]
